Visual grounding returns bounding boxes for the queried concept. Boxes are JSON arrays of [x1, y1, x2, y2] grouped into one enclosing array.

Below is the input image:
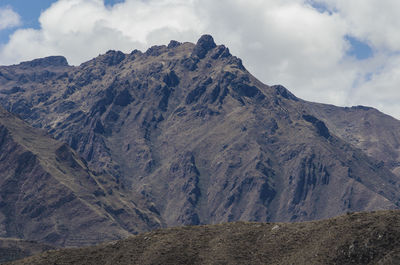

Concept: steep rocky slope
[[0, 107, 160, 247], [0, 35, 400, 227], [8, 210, 400, 265]]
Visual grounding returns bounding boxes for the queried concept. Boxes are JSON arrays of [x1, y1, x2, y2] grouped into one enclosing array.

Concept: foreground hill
[[0, 238, 54, 263], [0, 35, 400, 227], [0, 107, 160, 247], [8, 210, 400, 265]]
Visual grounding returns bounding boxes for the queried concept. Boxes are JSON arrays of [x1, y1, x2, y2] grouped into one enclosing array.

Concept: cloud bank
[[0, 6, 21, 30], [1, 0, 400, 118]]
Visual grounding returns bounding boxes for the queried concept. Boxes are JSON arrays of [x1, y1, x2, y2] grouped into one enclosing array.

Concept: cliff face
[[0, 35, 399, 231], [0, 107, 160, 247]]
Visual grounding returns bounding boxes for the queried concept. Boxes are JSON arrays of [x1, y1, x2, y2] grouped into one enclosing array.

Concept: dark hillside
[[0, 107, 160, 247]]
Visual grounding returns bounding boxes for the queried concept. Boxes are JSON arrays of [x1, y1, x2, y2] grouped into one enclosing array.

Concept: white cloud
[[312, 0, 400, 117], [0, 6, 21, 30], [192, 0, 353, 106], [1, 0, 400, 118], [0, 0, 203, 65], [318, 0, 400, 51]]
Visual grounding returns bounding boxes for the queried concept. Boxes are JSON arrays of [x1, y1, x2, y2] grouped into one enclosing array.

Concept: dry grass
[[8, 210, 400, 265]]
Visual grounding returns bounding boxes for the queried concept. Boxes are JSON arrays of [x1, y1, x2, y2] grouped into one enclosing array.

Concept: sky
[[0, 0, 400, 119]]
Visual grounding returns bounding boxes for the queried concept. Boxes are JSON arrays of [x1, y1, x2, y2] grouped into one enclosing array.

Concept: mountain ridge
[[0, 34, 400, 239]]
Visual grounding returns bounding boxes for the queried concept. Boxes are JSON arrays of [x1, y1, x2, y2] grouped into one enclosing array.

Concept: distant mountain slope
[[0, 35, 399, 227], [8, 210, 400, 265], [0, 107, 160, 247], [306, 102, 400, 176]]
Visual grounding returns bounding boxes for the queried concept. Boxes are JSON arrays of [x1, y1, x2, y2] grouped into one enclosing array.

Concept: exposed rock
[[211, 45, 231, 59], [167, 40, 181, 48], [102, 50, 126, 66], [158, 86, 172, 111], [18, 56, 69, 68], [185, 77, 212, 104], [181, 57, 199, 71], [303, 114, 331, 139], [0, 87, 25, 95], [191, 34, 217, 59], [145, 45, 167, 57], [114, 89, 134, 107], [272, 84, 299, 101], [163, 70, 180, 87]]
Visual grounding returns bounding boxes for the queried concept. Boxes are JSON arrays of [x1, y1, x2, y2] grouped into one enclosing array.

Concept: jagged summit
[[6, 35, 230, 71], [271, 84, 299, 101], [18, 56, 69, 68], [167, 40, 181, 48], [192, 34, 217, 59], [102, 50, 126, 66]]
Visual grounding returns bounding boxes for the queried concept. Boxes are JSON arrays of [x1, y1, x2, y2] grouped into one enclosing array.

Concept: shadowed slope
[[0, 107, 160, 247]]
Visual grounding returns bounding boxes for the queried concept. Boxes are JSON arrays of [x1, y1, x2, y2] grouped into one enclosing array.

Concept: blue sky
[[0, 0, 54, 30], [308, 1, 373, 60], [345, 36, 373, 60], [0, 0, 399, 118], [0, 0, 55, 43]]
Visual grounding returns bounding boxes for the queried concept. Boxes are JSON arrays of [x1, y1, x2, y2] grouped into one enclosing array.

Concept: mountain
[[0, 107, 160, 247], [8, 210, 400, 265], [0, 35, 400, 230]]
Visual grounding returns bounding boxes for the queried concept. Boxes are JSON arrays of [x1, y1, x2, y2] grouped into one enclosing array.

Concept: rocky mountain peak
[[102, 50, 126, 66], [271, 84, 298, 101], [18, 56, 69, 68], [192, 34, 217, 59], [167, 40, 181, 48]]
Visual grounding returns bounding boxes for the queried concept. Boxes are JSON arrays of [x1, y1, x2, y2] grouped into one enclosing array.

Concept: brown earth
[[0, 238, 54, 263], [7, 210, 400, 265]]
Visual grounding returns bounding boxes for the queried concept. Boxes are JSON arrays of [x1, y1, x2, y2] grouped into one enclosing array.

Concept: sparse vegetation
[[8, 210, 400, 265]]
